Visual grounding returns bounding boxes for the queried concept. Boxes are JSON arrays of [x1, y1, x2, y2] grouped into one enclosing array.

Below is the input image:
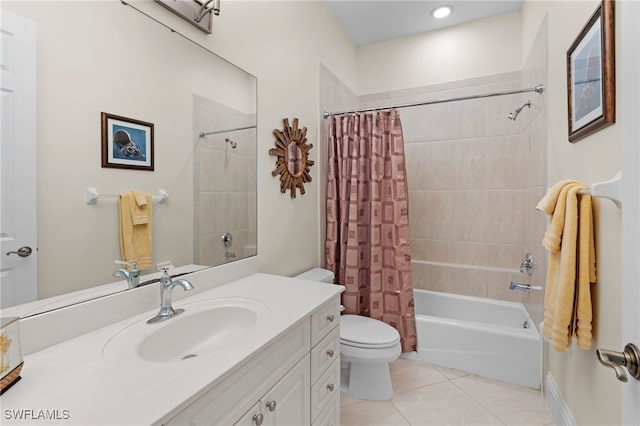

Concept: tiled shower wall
[[193, 95, 257, 266], [319, 64, 358, 267], [359, 69, 546, 315]]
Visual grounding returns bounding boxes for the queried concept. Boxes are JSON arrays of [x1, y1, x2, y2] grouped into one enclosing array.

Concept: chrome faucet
[[519, 253, 534, 276], [113, 260, 141, 289], [147, 267, 194, 324]]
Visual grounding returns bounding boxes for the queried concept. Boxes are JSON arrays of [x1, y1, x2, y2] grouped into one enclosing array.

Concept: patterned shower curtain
[[325, 109, 417, 352]]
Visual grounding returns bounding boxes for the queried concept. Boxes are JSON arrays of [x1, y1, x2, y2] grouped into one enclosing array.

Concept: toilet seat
[[340, 315, 400, 349]]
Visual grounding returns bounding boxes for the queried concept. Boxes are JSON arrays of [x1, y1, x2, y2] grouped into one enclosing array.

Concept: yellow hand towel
[[537, 180, 580, 252], [536, 179, 580, 215], [539, 181, 596, 352], [575, 193, 595, 350], [541, 182, 583, 351], [119, 192, 153, 270], [130, 190, 151, 226]]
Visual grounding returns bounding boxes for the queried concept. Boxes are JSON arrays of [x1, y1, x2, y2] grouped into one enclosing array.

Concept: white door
[[0, 10, 37, 308], [619, 1, 640, 424]]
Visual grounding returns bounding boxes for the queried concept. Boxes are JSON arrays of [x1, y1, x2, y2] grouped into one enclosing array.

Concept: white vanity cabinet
[[164, 296, 341, 426], [310, 299, 341, 426], [234, 354, 310, 426]]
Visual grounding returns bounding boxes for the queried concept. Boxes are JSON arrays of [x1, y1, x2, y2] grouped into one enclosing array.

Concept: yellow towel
[[575, 193, 595, 350], [119, 191, 153, 270], [536, 180, 580, 252], [130, 190, 151, 225], [537, 181, 596, 352]]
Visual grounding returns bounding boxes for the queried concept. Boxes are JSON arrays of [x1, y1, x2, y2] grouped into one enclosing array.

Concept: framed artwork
[[101, 112, 154, 171], [566, 0, 615, 143]]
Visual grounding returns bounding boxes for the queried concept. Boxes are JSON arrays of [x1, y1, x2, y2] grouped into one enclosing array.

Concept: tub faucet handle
[[520, 253, 534, 275]]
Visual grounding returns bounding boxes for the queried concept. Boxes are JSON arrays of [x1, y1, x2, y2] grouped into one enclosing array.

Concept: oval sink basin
[[103, 298, 270, 363]]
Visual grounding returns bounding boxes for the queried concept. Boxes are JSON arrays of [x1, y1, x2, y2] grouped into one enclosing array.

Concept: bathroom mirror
[[0, 1, 256, 314], [270, 118, 314, 198]]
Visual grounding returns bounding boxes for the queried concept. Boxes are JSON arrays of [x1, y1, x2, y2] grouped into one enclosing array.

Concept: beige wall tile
[[486, 190, 525, 244], [485, 135, 524, 190], [408, 190, 431, 239]]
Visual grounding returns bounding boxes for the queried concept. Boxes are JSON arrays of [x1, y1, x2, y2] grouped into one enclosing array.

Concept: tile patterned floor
[[340, 358, 555, 426]]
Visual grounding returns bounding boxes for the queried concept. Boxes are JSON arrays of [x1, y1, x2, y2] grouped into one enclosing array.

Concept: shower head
[[508, 101, 531, 121], [225, 137, 237, 149]]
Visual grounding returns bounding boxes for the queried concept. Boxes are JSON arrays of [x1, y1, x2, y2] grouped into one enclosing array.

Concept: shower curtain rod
[[198, 124, 256, 138], [322, 84, 544, 119]]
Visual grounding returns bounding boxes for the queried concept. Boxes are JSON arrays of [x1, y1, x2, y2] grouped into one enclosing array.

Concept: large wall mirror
[[1, 1, 257, 315]]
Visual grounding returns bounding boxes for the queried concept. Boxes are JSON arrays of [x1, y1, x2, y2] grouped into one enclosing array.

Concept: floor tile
[[389, 358, 449, 393], [341, 400, 410, 426], [453, 375, 553, 426], [340, 358, 554, 426], [392, 380, 503, 425]]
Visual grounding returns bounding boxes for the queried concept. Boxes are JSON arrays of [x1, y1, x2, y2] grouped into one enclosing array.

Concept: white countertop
[[1, 273, 343, 426]]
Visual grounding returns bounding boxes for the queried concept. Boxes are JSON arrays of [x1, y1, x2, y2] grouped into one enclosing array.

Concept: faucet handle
[[115, 260, 138, 271]]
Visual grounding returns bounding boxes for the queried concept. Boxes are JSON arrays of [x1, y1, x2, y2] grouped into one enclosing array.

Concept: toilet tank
[[294, 268, 335, 283]]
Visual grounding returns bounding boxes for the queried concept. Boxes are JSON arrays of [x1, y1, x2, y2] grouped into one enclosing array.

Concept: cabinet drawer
[[312, 393, 340, 426], [311, 297, 341, 347], [311, 357, 340, 422], [311, 326, 340, 383]]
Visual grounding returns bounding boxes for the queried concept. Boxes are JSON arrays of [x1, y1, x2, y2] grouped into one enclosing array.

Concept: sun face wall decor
[[270, 118, 314, 198]]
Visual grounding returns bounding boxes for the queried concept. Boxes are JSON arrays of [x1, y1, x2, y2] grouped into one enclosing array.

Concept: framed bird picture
[[101, 112, 154, 171]]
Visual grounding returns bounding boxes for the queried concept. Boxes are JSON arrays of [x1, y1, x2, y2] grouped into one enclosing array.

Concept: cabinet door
[[234, 403, 261, 426], [263, 354, 311, 426]]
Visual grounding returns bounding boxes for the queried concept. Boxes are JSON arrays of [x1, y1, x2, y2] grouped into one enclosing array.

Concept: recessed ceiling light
[[432, 5, 453, 19]]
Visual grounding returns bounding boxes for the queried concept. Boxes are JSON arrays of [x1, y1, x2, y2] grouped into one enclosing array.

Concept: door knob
[[596, 343, 640, 382], [6, 246, 32, 257]]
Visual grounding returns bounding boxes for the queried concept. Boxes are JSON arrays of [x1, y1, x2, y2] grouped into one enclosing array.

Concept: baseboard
[[544, 372, 576, 426]]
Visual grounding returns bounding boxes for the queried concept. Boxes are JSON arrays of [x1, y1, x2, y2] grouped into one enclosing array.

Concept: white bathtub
[[406, 289, 541, 389]]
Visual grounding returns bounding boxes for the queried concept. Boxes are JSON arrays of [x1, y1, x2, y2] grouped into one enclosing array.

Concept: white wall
[[357, 11, 522, 94], [522, 1, 622, 424]]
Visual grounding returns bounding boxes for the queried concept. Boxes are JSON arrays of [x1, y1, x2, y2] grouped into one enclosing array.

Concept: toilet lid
[[340, 315, 400, 348]]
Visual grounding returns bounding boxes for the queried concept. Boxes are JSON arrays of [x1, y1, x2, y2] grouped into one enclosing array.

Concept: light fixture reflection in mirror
[[0, 0, 257, 317]]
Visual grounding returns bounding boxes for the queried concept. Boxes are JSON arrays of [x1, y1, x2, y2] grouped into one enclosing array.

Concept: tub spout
[[509, 282, 544, 292]]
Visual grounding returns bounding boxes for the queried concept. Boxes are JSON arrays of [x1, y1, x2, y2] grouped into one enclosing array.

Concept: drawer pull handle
[[253, 413, 264, 426], [326, 349, 335, 357], [327, 314, 335, 322], [327, 383, 335, 392], [266, 400, 277, 412]]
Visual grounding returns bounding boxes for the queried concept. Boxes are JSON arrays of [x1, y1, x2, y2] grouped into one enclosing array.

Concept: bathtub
[[406, 289, 541, 389]]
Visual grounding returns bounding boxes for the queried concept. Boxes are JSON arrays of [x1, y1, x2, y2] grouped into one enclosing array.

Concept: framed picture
[[566, 0, 615, 143], [101, 112, 154, 171]]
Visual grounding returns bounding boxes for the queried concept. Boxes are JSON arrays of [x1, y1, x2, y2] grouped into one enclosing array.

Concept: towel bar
[[85, 187, 169, 204], [578, 171, 621, 208]]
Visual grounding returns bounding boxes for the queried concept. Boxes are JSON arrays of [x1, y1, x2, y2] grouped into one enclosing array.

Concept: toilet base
[[340, 360, 394, 401]]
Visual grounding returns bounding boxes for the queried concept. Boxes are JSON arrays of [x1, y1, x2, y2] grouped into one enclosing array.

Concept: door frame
[[620, 0, 640, 423]]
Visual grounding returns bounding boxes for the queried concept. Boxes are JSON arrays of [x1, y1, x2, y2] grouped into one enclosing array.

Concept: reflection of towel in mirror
[[536, 180, 596, 352], [131, 190, 150, 225], [119, 191, 152, 270]]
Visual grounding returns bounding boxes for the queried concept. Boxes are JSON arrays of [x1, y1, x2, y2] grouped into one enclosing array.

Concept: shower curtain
[[325, 109, 417, 352]]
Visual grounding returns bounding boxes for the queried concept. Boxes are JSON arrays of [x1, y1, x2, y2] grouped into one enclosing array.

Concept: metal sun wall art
[[270, 118, 314, 198]]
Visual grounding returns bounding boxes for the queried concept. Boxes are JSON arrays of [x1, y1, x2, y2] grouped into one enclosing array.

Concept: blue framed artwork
[[101, 112, 154, 171], [566, 0, 615, 143]]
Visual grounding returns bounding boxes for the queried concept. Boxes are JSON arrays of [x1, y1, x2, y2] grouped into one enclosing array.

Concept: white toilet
[[295, 268, 402, 401]]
